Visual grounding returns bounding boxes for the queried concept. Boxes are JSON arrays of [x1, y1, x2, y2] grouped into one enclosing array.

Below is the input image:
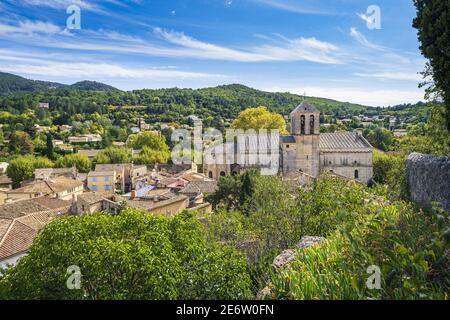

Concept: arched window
[[310, 115, 315, 134], [220, 171, 226, 177], [208, 171, 213, 179], [300, 115, 306, 134], [354, 170, 359, 179], [232, 171, 238, 176]]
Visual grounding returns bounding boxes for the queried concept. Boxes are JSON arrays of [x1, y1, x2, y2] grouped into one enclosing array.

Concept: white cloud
[[10, 0, 101, 12], [349, 27, 382, 50], [0, 61, 224, 79], [354, 72, 423, 82], [262, 85, 425, 107], [250, 0, 333, 15], [0, 20, 62, 35]]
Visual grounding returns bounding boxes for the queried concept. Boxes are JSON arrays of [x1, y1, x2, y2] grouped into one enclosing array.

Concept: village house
[[6, 177, 84, 202], [87, 171, 117, 193], [0, 197, 71, 267], [78, 149, 103, 161], [68, 134, 102, 144], [34, 167, 77, 180]]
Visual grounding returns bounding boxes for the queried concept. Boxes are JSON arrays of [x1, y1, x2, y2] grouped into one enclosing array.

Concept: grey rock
[[407, 153, 450, 212]]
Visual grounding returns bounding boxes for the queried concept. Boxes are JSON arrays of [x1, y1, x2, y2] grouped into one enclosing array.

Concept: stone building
[[203, 102, 373, 184]]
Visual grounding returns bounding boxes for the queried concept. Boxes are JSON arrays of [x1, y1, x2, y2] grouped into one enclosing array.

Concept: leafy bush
[[0, 210, 251, 300], [269, 196, 449, 299]]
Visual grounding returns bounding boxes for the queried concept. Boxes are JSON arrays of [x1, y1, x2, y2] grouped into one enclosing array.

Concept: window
[[354, 170, 359, 179], [310, 115, 315, 134], [92, 185, 98, 191], [208, 171, 213, 179], [104, 176, 109, 182], [286, 145, 290, 149], [300, 115, 306, 134], [220, 171, 226, 177], [104, 185, 111, 191], [92, 177, 97, 182]]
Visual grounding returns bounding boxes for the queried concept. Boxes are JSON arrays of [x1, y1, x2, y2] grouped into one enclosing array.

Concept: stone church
[[203, 102, 374, 184]]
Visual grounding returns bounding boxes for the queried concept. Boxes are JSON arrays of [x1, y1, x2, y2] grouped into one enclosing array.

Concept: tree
[[0, 210, 252, 300], [364, 127, 393, 151], [94, 147, 132, 164], [127, 131, 170, 153], [8, 131, 34, 155], [6, 155, 53, 187], [413, 0, 450, 130], [55, 153, 92, 173], [231, 106, 288, 134], [132, 146, 170, 165], [46, 132, 54, 160]]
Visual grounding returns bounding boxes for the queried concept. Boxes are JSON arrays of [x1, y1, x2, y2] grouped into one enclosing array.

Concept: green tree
[[413, 0, 450, 130], [8, 131, 34, 155], [364, 127, 394, 151], [55, 153, 92, 173], [46, 132, 54, 160], [6, 155, 53, 187], [231, 106, 288, 134], [94, 147, 131, 164], [127, 131, 170, 153], [132, 146, 170, 165], [0, 210, 251, 300]]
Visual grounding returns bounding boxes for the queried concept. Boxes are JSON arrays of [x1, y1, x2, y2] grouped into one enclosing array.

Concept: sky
[[0, 0, 428, 106]]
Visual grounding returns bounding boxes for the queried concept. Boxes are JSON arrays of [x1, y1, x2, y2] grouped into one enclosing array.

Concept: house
[[0, 197, 71, 267], [34, 167, 77, 180], [38, 102, 49, 109], [78, 149, 103, 161], [69, 134, 102, 144], [126, 195, 189, 216], [87, 171, 117, 193], [6, 177, 84, 202], [0, 175, 12, 205], [179, 180, 218, 207], [59, 124, 73, 132], [53, 139, 64, 146], [70, 192, 123, 215], [94, 164, 148, 192]]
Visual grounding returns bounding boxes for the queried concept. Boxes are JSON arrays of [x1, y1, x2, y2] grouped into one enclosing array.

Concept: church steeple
[[290, 101, 320, 135]]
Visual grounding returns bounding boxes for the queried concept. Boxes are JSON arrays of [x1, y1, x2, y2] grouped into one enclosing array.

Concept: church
[[203, 101, 374, 184]]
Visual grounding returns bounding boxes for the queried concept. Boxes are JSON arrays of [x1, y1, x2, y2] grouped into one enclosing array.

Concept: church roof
[[290, 101, 320, 114], [319, 132, 373, 152]]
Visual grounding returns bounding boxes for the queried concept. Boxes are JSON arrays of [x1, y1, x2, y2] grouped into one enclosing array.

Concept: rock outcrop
[[258, 236, 326, 299], [407, 153, 450, 212]]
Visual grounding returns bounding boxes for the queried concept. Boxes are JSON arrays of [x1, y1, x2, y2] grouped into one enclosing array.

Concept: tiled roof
[[290, 101, 320, 114], [7, 177, 82, 194], [78, 149, 102, 157], [0, 197, 70, 219], [319, 133, 373, 151], [126, 195, 188, 211], [180, 181, 218, 195], [0, 220, 37, 259]]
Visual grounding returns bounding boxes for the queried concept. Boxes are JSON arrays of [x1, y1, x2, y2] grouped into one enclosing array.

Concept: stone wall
[[407, 153, 450, 212]]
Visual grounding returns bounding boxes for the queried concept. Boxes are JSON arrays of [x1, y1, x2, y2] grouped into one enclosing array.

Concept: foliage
[[6, 155, 53, 187], [46, 132, 54, 160], [132, 146, 170, 165], [269, 200, 449, 300], [372, 151, 408, 200], [231, 106, 288, 134], [54, 153, 92, 173], [364, 127, 393, 151], [0, 210, 251, 300], [94, 146, 131, 164], [413, 0, 450, 130], [8, 131, 34, 155]]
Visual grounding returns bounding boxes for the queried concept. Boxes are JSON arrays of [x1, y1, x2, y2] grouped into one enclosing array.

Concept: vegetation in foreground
[[1, 172, 448, 300]]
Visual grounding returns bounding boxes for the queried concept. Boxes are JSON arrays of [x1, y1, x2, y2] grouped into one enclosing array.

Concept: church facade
[[203, 102, 374, 184]]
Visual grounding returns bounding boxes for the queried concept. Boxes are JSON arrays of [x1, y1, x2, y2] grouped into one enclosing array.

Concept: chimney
[[355, 129, 363, 137], [130, 190, 136, 200]]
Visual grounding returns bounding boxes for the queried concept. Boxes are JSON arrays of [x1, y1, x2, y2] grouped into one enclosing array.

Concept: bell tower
[[290, 101, 320, 177]]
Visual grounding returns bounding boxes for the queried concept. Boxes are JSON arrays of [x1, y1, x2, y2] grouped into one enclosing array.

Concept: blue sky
[[0, 0, 427, 106]]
